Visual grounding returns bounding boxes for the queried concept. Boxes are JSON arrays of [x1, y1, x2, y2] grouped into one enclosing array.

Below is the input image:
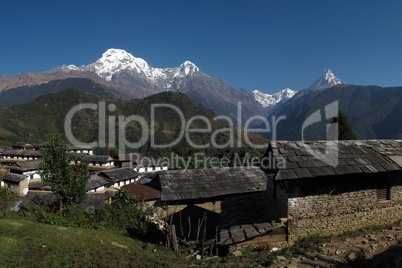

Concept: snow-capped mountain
[[309, 68, 343, 90], [54, 48, 202, 90], [49, 48, 267, 123], [252, 69, 342, 111], [253, 88, 297, 109]]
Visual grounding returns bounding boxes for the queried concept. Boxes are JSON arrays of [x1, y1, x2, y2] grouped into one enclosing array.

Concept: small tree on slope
[[40, 134, 89, 210]]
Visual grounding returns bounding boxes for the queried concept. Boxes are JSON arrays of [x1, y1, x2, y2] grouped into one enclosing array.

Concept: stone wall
[[8, 178, 29, 197], [287, 174, 402, 242]]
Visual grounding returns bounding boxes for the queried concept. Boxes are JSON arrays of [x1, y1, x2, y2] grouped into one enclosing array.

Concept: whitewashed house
[[86, 174, 109, 192], [1, 150, 42, 160], [68, 145, 94, 155], [98, 167, 139, 188], [1, 160, 42, 180]]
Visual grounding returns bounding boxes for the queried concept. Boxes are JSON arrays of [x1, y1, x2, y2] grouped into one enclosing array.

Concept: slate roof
[[159, 167, 267, 202], [99, 167, 139, 183], [86, 174, 109, 191], [29, 175, 108, 192], [0, 150, 42, 158], [86, 155, 113, 163], [1, 173, 27, 183], [5, 160, 42, 172], [123, 183, 162, 201], [13, 142, 32, 147], [20, 191, 58, 209], [20, 190, 116, 210], [113, 154, 168, 168], [12, 142, 37, 150], [267, 140, 402, 180], [219, 192, 284, 245], [68, 145, 94, 151]]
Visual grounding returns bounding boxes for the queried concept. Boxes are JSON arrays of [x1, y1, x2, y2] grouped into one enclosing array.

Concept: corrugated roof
[[267, 140, 402, 180], [159, 167, 267, 202]]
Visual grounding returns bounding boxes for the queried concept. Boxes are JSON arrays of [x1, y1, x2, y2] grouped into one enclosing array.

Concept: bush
[[20, 189, 154, 240], [93, 189, 154, 239], [0, 187, 16, 217]]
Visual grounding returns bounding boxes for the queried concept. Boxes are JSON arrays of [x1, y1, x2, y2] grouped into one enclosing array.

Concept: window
[[377, 188, 390, 201]]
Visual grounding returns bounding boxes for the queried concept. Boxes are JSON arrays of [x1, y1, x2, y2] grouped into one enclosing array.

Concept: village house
[[27, 173, 111, 194], [68, 145, 94, 155], [262, 140, 402, 242], [85, 174, 109, 192], [0, 149, 42, 160], [98, 167, 140, 188], [85, 155, 115, 171], [11, 142, 40, 151], [1, 160, 42, 180], [114, 153, 168, 172], [124, 167, 284, 248], [0, 173, 29, 196]]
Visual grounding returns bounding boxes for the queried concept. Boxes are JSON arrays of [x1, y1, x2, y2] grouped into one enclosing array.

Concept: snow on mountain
[[83, 48, 153, 81], [309, 68, 343, 90], [55, 48, 202, 88], [253, 88, 297, 109]]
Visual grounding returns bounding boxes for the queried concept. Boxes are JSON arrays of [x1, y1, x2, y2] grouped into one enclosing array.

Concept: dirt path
[[270, 222, 402, 267]]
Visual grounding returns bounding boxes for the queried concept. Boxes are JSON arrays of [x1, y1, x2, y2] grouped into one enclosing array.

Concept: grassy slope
[[0, 219, 188, 268], [3, 219, 401, 267]]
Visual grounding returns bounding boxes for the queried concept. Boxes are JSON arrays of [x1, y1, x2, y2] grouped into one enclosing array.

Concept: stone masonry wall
[[288, 184, 402, 242]]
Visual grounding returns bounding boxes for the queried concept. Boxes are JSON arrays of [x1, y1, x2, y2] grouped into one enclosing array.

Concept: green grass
[[0, 219, 189, 268]]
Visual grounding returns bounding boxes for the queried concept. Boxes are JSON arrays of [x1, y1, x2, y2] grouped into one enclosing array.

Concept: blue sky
[[1, 0, 402, 93]]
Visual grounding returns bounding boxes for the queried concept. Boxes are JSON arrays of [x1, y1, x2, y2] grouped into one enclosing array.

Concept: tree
[[332, 111, 357, 140], [40, 134, 89, 210]]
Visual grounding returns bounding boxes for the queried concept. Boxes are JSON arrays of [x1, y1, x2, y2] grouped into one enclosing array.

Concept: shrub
[[0, 187, 16, 217], [17, 188, 155, 242]]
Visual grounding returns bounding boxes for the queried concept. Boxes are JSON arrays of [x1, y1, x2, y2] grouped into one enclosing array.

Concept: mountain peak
[[102, 48, 133, 58], [309, 68, 343, 90], [92, 48, 151, 81], [179, 60, 200, 75], [52, 48, 204, 84], [253, 88, 297, 109]]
